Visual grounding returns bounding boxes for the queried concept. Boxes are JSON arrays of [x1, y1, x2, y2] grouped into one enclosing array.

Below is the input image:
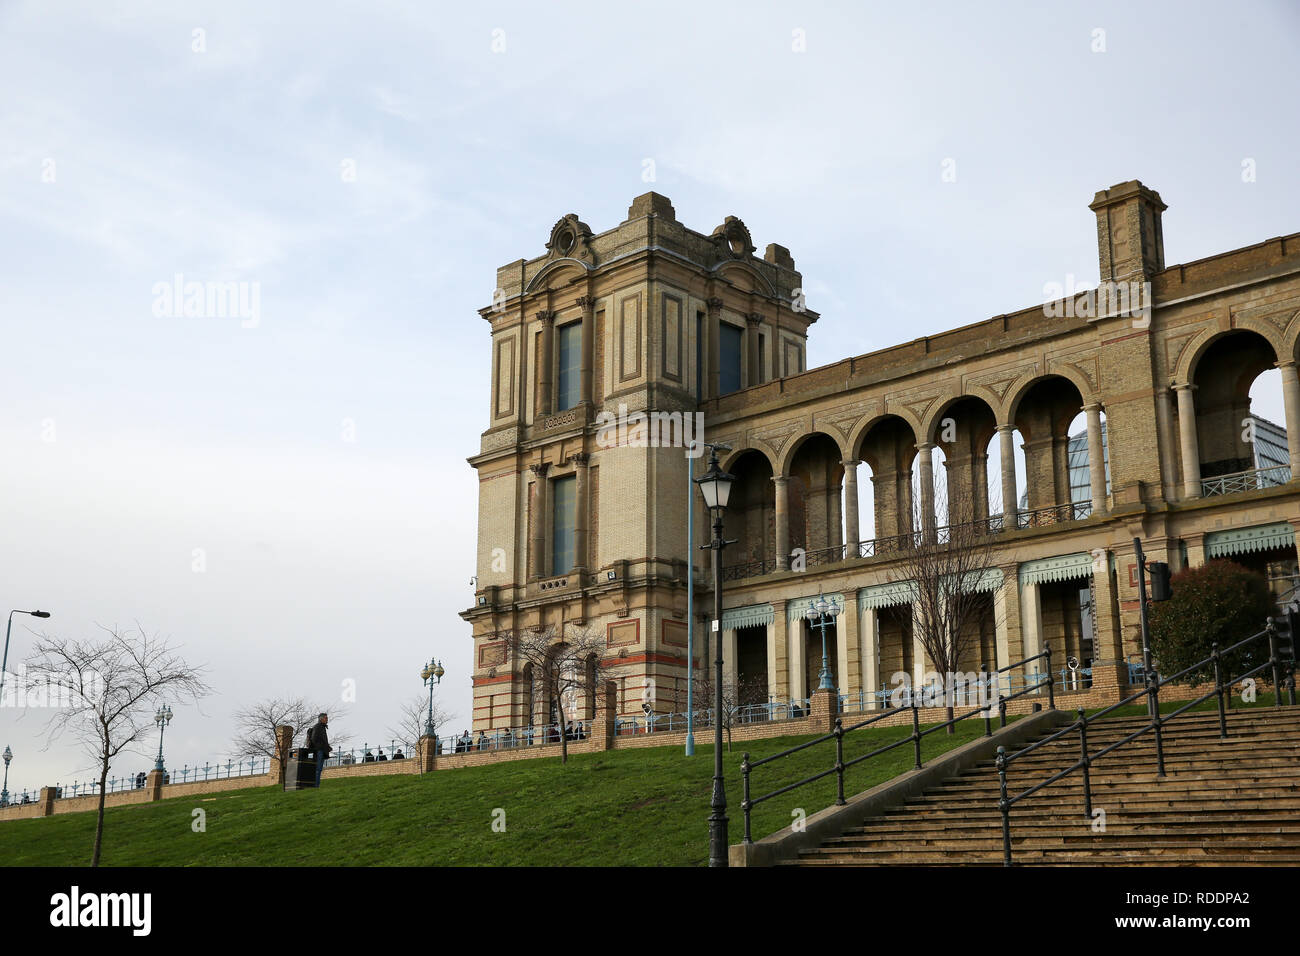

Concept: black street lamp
[[153, 704, 173, 772], [1, 745, 11, 807], [1, 609, 51, 703], [421, 658, 445, 741], [694, 443, 734, 868]]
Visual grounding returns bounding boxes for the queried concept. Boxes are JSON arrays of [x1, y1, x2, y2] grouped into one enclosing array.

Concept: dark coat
[[306, 721, 332, 758]]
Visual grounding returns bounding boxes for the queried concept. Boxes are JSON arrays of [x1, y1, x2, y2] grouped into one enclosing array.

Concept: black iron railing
[[739, 646, 1056, 844], [995, 621, 1298, 866]]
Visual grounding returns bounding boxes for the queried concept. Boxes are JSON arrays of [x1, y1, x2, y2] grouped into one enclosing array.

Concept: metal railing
[[723, 501, 1096, 581], [994, 621, 1297, 866], [324, 742, 416, 766], [1200, 464, 1291, 498], [430, 723, 591, 754], [739, 647, 1056, 843]]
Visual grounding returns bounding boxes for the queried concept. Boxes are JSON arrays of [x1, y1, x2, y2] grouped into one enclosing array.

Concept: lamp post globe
[[153, 704, 173, 772], [422, 658, 444, 739], [1, 745, 11, 806]]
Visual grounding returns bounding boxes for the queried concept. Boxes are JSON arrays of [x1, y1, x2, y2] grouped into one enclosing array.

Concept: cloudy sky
[[1, 1, 1297, 793]]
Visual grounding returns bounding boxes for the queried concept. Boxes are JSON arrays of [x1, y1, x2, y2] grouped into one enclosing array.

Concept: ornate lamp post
[[1, 609, 51, 703], [1, 745, 11, 806], [805, 594, 843, 692], [421, 658, 445, 742], [694, 442, 734, 868], [153, 704, 173, 772]]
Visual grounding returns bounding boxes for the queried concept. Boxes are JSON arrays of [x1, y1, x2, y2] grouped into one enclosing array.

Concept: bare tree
[[693, 668, 767, 752], [231, 696, 341, 778], [25, 624, 210, 866], [387, 695, 456, 749], [889, 485, 1007, 731], [510, 624, 607, 764]]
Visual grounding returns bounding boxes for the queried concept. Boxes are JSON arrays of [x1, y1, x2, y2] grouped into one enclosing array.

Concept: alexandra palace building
[[461, 181, 1300, 733]]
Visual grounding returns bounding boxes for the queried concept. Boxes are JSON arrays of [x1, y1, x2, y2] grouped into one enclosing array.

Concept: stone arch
[[1005, 368, 1096, 424], [777, 428, 847, 477], [721, 442, 778, 475], [924, 394, 1000, 524], [1280, 309, 1300, 366], [711, 260, 778, 297], [1186, 328, 1282, 481], [523, 258, 593, 295], [1178, 325, 1282, 387]]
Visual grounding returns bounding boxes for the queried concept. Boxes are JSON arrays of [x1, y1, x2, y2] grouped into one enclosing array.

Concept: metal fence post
[[996, 746, 1012, 866], [1149, 673, 1165, 778], [911, 695, 922, 770], [981, 665, 992, 737], [1044, 644, 1056, 710], [741, 752, 752, 844], [833, 719, 846, 806], [1077, 708, 1092, 821], [1268, 620, 1284, 710], [1211, 642, 1227, 739]]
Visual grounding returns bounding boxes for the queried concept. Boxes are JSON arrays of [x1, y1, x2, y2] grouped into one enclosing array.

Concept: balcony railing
[[1200, 465, 1291, 498], [721, 499, 1095, 581]]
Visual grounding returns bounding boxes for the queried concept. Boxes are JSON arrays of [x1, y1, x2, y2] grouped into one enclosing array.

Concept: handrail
[[994, 620, 1295, 865], [739, 646, 1056, 843]]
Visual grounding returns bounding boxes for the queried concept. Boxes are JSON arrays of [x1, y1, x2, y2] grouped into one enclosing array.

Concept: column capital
[[706, 297, 724, 316], [745, 312, 764, 327], [841, 458, 861, 469], [528, 462, 550, 478], [575, 296, 595, 312], [1172, 381, 1196, 393], [995, 422, 1015, 434], [535, 309, 556, 325], [771, 474, 789, 485], [1082, 401, 1104, 414], [1276, 359, 1298, 371], [569, 452, 590, 467], [915, 441, 936, 454]]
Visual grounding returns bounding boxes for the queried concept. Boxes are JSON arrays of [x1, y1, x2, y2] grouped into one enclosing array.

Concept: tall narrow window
[[556, 322, 581, 412], [695, 311, 704, 401], [719, 323, 743, 395], [552, 474, 576, 573]]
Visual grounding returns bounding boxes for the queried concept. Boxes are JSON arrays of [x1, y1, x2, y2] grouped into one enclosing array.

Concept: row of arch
[[714, 329, 1300, 573]]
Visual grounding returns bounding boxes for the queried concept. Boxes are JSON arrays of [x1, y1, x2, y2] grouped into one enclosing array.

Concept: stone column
[[789, 615, 807, 703], [997, 424, 1018, 527], [706, 297, 723, 399], [38, 786, 56, 817], [528, 463, 550, 579], [146, 769, 164, 802], [416, 734, 438, 773], [842, 460, 861, 557], [770, 599, 790, 702], [572, 453, 590, 572], [837, 601, 858, 697], [1278, 361, 1300, 479], [722, 628, 739, 688], [746, 313, 762, 387], [1174, 384, 1201, 499], [773, 475, 790, 571], [1084, 403, 1108, 515], [1020, 579, 1043, 665], [911, 601, 929, 690], [577, 296, 595, 406], [590, 680, 618, 751], [860, 605, 880, 709], [537, 310, 556, 417], [1154, 387, 1179, 501], [916, 443, 936, 542], [828, 472, 843, 555], [1183, 531, 1207, 569]]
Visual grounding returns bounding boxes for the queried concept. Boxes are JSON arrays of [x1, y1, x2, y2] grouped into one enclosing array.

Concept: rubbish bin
[[284, 748, 318, 790]]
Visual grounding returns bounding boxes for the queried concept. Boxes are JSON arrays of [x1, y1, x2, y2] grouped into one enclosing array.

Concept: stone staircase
[[787, 708, 1300, 866]]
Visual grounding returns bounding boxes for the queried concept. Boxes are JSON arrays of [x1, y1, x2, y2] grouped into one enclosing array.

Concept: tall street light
[[694, 442, 734, 868], [1, 609, 51, 704], [806, 594, 843, 692], [421, 657, 445, 741], [153, 704, 173, 772], [1, 745, 11, 807]]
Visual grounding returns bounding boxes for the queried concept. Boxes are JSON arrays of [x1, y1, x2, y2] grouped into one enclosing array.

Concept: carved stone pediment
[[546, 213, 595, 265]]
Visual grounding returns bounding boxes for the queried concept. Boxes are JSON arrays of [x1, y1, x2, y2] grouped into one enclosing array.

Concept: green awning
[[720, 603, 774, 630], [1018, 552, 1095, 587], [1206, 522, 1296, 558]]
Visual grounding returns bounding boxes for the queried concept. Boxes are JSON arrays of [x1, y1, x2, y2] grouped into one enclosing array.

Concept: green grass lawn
[[1, 715, 992, 867]]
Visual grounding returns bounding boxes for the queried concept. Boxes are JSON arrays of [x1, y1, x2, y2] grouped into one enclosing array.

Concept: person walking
[[305, 713, 332, 786]]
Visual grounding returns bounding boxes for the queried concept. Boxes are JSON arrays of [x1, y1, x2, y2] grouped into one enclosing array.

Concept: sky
[[1, 0, 1297, 795]]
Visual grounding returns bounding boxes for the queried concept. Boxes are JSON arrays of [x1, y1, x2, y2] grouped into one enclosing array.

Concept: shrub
[[1147, 560, 1273, 685]]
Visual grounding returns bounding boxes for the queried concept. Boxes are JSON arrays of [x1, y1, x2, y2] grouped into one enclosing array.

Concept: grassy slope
[[3, 718, 990, 867], [5, 694, 1282, 867]]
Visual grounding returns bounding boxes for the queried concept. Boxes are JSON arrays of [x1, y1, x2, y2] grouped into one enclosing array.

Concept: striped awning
[[787, 593, 848, 621], [719, 603, 774, 631], [1018, 552, 1095, 587], [1206, 522, 1296, 558], [858, 581, 918, 611]]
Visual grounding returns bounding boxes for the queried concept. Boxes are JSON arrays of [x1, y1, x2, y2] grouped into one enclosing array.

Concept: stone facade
[[461, 179, 1300, 733]]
